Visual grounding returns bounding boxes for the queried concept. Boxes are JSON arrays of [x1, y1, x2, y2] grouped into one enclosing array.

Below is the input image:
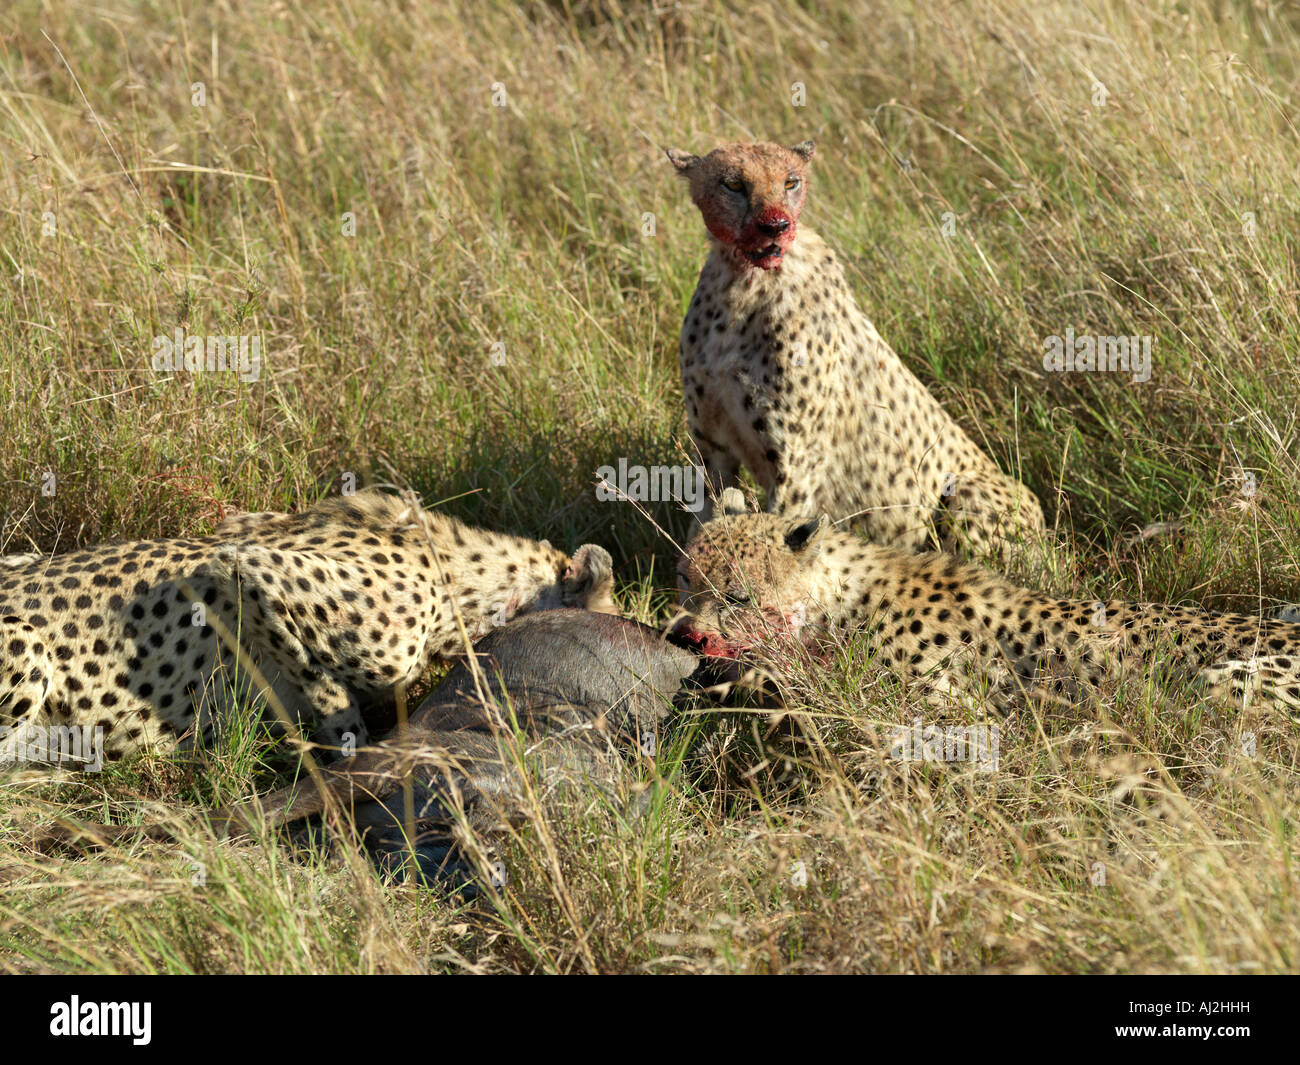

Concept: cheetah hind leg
[[1199, 655, 1300, 721], [212, 510, 284, 537], [936, 471, 1046, 570], [0, 618, 54, 763]]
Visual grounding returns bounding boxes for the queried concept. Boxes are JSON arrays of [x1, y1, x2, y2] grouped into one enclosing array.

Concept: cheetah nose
[[757, 217, 790, 236], [667, 614, 705, 651]]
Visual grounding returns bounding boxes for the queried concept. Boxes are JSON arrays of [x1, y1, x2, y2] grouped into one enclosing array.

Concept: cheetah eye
[[724, 591, 751, 606], [784, 177, 800, 191], [721, 177, 745, 192]]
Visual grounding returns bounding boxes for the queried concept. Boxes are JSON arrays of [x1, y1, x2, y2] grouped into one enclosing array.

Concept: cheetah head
[[666, 139, 815, 271], [532, 542, 618, 616], [670, 488, 828, 658]]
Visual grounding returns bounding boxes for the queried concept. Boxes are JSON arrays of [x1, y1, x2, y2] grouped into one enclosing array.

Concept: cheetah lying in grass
[[669, 139, 1046, 564], [0, 489, 614, 765], [671, 489, 1300, 716]]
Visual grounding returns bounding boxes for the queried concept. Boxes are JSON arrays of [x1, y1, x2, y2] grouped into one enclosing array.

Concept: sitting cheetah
[[0, 489, 615, 765], [668, 139, 1046, 563], [672, 489, 1300, 716]]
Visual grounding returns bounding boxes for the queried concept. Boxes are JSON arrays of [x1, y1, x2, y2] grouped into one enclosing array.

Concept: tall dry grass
[[0, 0, 1298, 972]]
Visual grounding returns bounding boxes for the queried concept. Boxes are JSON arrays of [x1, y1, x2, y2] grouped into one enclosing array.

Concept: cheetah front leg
[[691, 437, 743, 525], [212, 546, 367, 752], [298, 675, 367, 752], [935, 470, 1047, 569], [763, 458, 820, 519], [917, 642, 1058, 718]]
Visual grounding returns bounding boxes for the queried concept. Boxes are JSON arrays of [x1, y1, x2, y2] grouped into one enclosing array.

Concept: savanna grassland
[[0, 0, 1298, 973]]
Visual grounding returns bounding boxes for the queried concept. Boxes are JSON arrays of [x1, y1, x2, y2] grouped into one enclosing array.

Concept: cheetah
[[671, 489, 1300, 716], [0, 489, 615, 766], [668, 139, 1046, 564]]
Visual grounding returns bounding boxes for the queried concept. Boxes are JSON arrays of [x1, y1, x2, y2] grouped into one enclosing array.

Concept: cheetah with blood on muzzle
[[668, 139, 1046, 565], [672, 489, 1300, 717], [0, 489, 615, 766]]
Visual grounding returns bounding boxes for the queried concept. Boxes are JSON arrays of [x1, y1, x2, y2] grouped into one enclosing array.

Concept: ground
[[0, 0, 1298, 974]]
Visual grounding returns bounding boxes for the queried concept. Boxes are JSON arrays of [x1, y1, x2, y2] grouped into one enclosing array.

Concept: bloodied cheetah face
[[667, 139, 815, 270]]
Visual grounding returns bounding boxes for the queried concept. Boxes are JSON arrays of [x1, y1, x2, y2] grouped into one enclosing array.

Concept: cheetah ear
[[713, 487, 747, 521], [784, 514, 827, 552], [789, 140, 816, 162], [666, 148, 700, 173], [564, 544, 617, 614]]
